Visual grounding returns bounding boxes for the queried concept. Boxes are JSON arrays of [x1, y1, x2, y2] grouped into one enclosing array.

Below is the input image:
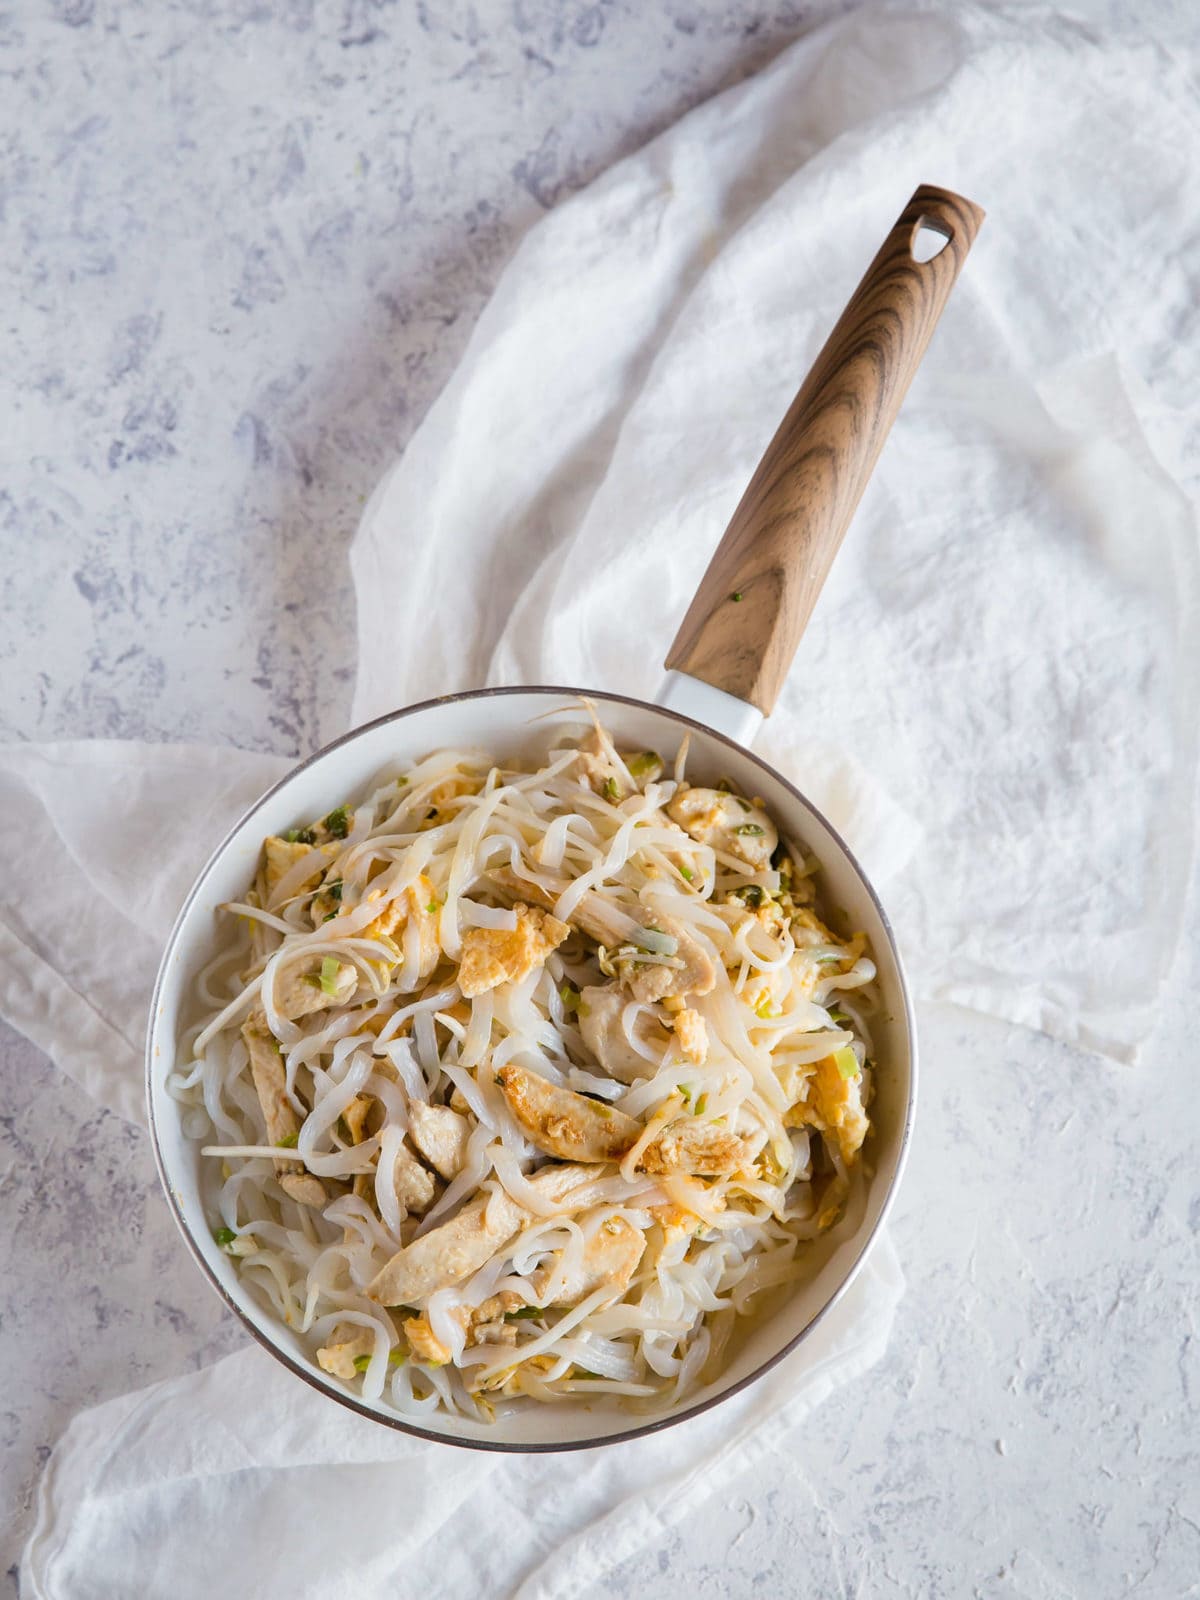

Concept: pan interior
[[147, 686, 915, 1451]]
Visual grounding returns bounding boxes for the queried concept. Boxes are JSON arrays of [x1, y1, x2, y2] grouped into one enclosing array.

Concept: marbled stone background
[[1, 2, 1196, 1595]]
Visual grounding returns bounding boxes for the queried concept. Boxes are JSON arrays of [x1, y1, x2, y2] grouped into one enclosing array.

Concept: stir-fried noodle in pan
[[170, 712, 876, 1421]]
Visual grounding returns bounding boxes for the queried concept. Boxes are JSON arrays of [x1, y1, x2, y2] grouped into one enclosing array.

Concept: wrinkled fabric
[[22, 1248, 902, 1600], [352, 3, 1198, 1064], [7, 1, 1198, 1593]]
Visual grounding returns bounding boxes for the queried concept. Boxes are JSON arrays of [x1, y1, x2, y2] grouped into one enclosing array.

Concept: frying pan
[[148, 184, 984, 1450]]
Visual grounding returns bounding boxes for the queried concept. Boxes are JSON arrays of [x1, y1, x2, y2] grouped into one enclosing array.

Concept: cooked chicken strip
[[458, 903, 569, 998], [496, 1063, 641, 1162], [532, 1214, 646, 1306], [343, 1093, 373, 1144], [407, 1101, 470, 1181], [578, 985, 671, 1083], [624, 914, 716, 1005], [667, 788, 778, 871], [640, 1120, 749, 1177], [392, 1142, 438, 1216], [367, 1162, 596, 1307], [241, 1020, 327, 1206], [273, 958, 358, 1021], [280, 1172, 328, 1206]]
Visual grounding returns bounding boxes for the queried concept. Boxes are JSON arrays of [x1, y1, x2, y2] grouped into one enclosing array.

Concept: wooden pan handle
[[664, 183, 985, 715]]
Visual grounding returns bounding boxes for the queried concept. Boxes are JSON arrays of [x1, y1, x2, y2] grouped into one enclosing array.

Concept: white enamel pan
[[148, 184, 985, 1451]]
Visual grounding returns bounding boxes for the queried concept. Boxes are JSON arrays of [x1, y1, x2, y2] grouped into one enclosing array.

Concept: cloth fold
[[6, 1, 1198, 1592], [21, 1243, 902, 1600]]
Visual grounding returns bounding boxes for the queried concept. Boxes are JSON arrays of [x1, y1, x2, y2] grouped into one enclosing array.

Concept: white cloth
[[23, 1255, 901, 1600], [5, 2, 1197, 1593], [352, 2, 1198, 1066]]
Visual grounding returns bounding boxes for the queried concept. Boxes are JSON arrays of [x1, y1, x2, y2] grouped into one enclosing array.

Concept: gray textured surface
[[2, 2, 1198, 1596]]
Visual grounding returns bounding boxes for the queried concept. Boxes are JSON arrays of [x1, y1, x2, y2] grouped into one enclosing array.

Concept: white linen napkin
[[5, 2, 1197, 1593]]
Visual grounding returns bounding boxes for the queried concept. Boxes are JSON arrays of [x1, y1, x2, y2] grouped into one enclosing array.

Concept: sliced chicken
[[367, 1162, 596, 1307], [624, 914, 716, 1005], [343, 1093, 373, 1144], [531, 1214, 646, 1306], [315, 1323, 374, 1381], [407, 1101, 470, 1181], [280, 1172, 328, 1206], [273, 958, 358, 1021], [784, 1051, 869, 1165], [392, 1142, 439, 1216], [241, 1020, 327, 1206], [496, 1063, 641, 1162], [640, 1119, 749, 1177], [667, 788, 778, 871], [673, 1007, 708, 1064], [458, 903, 569, 997], [578, 985, 671, 1083]]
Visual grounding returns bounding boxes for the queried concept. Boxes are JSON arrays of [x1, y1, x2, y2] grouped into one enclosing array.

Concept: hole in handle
[[911, 218, 951, 263]]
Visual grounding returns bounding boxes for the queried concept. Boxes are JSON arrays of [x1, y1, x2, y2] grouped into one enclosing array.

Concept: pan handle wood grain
[[664, 183, 984, 716]]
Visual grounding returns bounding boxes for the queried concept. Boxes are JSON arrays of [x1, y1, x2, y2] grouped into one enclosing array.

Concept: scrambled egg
[[263, 836, 336, 898], [458, 903, 569, 997], [784, 1052, 869, 1165], [673, 1007, 708, 1064], [316, 1324, 374, 1381]]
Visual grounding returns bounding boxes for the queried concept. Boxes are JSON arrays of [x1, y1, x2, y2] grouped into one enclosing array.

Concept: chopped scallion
[[735, 823, 765, 837], [213, 1226, 237, 1247], [505, 1305, 542, 1321], [318, 955, 340, 996], [694, 1093, 708, 1115], [833, 1046, 859, 1080], [275, 1131, 298, 1149], [603, 776, 620, 802], [323, 805, 351, 839], [626, 751, 664, 783]]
